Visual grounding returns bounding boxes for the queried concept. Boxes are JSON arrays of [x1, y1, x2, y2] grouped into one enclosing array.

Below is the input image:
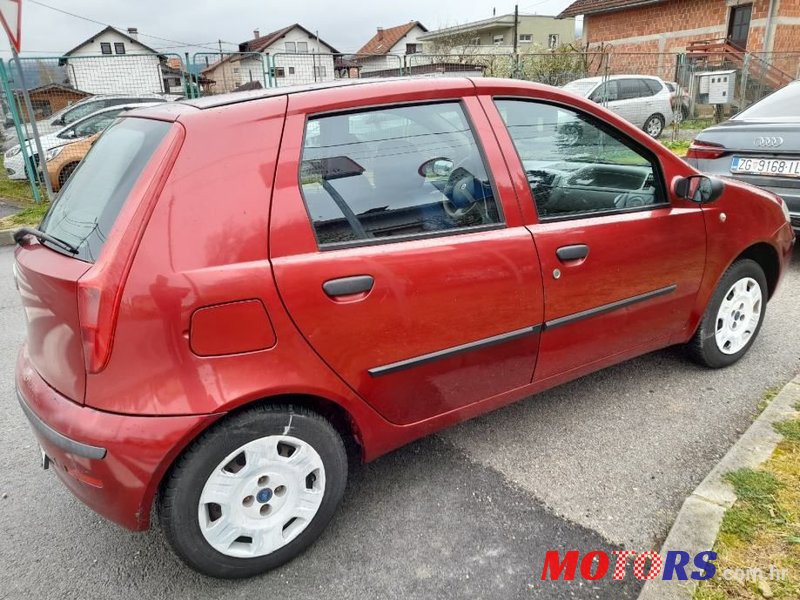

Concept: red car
[[14, 78, 794, 578]]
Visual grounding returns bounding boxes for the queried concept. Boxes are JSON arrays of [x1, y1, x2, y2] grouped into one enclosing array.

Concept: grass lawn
[[663, 139, 691, 157], [694, 402, 800, 599], [0, 155, 50, 229]]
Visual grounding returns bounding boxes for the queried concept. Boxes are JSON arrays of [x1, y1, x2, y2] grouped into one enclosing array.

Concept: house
[[558, 0, 800, 89], [558, 0, 800, 55], [13, 83, 90, 121], [355, 21, 429, 74], [417, 13, 577, 54], [61, 26, 165, 95], [201, 25, 340, 93], [162, 57, 213, 96]]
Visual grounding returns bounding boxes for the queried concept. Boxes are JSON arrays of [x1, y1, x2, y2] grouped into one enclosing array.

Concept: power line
[[27, 0, 230, 53]]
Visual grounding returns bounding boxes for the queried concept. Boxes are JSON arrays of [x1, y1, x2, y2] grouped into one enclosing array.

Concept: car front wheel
[[687, 259, 767, 368], [158, 405, 348, 578]]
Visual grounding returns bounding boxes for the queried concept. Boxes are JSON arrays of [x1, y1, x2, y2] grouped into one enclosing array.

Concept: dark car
[[13, 78, 794, 579], [687, 81, 800, 232]]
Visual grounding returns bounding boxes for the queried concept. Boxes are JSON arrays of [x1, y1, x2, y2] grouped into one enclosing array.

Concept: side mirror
[[418, 157, 454, 178], [674, 175, 724, 204]]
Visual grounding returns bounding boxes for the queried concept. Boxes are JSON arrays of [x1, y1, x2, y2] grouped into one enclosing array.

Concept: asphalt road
[[0, 245, 798, 600]]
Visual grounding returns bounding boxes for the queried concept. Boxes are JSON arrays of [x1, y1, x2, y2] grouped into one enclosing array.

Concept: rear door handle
[[323, 275, 374, 298], [556, 244, 589, 262]]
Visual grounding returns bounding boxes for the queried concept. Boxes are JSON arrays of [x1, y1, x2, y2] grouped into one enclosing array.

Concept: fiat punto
[[13, 78, 794, 578]]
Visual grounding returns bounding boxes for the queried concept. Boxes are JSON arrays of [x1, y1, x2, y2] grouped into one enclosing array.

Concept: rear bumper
[[15, 345, 219, 531]]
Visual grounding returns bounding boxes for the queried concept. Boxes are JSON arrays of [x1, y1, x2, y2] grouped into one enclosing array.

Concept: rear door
[[609, 79, 645, 127], [270, 90, 544, 426], [486, 95, 707, 381]]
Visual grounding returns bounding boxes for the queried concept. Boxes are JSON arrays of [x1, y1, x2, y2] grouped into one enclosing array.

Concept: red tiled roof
[[356, 21, 427, 55], [558, 0, 667, 18]]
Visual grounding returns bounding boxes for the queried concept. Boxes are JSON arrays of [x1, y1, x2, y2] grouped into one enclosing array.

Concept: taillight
[[77, 273, 120, 374], [686, 140, 728, 160]]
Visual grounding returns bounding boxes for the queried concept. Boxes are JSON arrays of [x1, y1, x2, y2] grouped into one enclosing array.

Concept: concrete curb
[[0, 228, 16, 246], [638, 374, 800, 600]]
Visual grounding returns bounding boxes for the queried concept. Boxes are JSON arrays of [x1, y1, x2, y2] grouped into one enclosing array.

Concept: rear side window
[[643, 79, 663, 95], [618, 80, 641, 100], [300, 102, 502, 247], [40, 118, 170, 262]]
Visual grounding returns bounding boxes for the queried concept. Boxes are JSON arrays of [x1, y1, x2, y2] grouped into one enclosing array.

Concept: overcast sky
[[3, 0, 577, 58]]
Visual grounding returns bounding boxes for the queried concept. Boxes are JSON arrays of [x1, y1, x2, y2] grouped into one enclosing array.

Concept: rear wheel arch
[[149, 393, 363, 516]]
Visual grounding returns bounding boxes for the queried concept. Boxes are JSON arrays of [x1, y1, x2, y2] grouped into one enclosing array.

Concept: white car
[[562, 75, 675, 138], [2, 94, 173, 151], [4, 102, 163, 180]]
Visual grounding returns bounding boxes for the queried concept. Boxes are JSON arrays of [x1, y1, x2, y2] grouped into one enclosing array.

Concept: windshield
[[39, 118, 170, 262], [58, 110, 121, 139], [562, 80, 598, 97], [734, 83, 800, 121]]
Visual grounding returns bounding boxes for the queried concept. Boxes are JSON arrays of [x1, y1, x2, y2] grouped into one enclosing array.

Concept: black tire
[[561, 123, 582, 146], [643, 114, 665, 138], [158, 404, 348, 579], [57, 162, 78, 190], [686, 259, 767, 369]]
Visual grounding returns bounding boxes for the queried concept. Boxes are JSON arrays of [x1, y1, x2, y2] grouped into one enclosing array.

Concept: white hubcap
[[198, 435, 325, 558], [715, 277, 762, 355]]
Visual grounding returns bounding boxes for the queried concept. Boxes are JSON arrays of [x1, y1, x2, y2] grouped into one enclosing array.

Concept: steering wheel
[[614, 192, 651, 209], [442, 161, 490, 223]]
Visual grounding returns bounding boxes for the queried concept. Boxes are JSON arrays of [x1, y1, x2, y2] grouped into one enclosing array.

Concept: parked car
[[45, 133, 98, 191], [562, 75, 675, 138], [14, 78, 794, 579], [687, 81, 800, 233], [4, 102, 163, 181], [664, 81, 691, 121], [2, 94, 172, 151]]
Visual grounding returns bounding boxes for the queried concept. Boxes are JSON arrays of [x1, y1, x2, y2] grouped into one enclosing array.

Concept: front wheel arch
[[735, 242, 780, 299]]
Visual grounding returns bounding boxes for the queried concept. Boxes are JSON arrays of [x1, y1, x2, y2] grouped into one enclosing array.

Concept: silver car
[[687, 81, 800, 232]]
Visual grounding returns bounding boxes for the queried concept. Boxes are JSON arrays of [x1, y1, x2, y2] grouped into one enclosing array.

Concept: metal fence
[[1, 47, 796, 202]]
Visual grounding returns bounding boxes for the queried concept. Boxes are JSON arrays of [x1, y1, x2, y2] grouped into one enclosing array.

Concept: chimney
[[253, 29, 260, 39], [127, 27, 138, 40], [377, 27, 384, 40]]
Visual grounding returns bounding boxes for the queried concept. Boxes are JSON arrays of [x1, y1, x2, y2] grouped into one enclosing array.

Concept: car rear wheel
[[644, 114, 665, 138], [158, 405, 348, 579], [57, 162, 78, 190], [687, 259, 767, 368]]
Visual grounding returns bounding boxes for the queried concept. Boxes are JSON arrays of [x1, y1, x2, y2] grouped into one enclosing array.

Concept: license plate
[[730, 157, 800, 178]]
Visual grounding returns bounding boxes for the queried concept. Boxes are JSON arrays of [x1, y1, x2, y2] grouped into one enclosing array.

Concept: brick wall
[[583, 0, 798, 54]]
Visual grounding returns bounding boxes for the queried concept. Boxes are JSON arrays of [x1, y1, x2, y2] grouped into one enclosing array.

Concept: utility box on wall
[[696, 70, 737, 104]]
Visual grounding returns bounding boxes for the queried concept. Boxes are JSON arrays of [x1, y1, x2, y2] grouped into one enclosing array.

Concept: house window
[[285, 41, 296, 52], [297, 41, 308, 53], [313, 65, 327, 79], [548, 34, 560, 49], [270, 67, 286, 78], [406, 43, 422, 54], [492, 34, 504, 45], [114, 42, 126, 54], [519, 34, 532, 43], [100, 42, 112, 55], [289, 67, 295, 75]]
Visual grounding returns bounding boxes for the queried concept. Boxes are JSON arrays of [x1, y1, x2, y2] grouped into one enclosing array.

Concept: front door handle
[[323, 275, 374, 298], [556, 244, 589, 262]]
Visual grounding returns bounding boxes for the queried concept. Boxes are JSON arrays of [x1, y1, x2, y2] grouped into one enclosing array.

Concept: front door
[[489, 97, 707, 380], [728, 4, 752, 50], [270, 95, 544, 425]]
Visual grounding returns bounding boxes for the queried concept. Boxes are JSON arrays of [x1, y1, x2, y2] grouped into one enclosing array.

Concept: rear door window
[[618, 80, 642, 100], [299, 102, 502, 247], [40, 118, 171, 262]]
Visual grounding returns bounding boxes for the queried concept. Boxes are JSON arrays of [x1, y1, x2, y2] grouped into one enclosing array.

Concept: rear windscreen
[[40, 118, 171, 262], [733, 83, 799, 121]]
